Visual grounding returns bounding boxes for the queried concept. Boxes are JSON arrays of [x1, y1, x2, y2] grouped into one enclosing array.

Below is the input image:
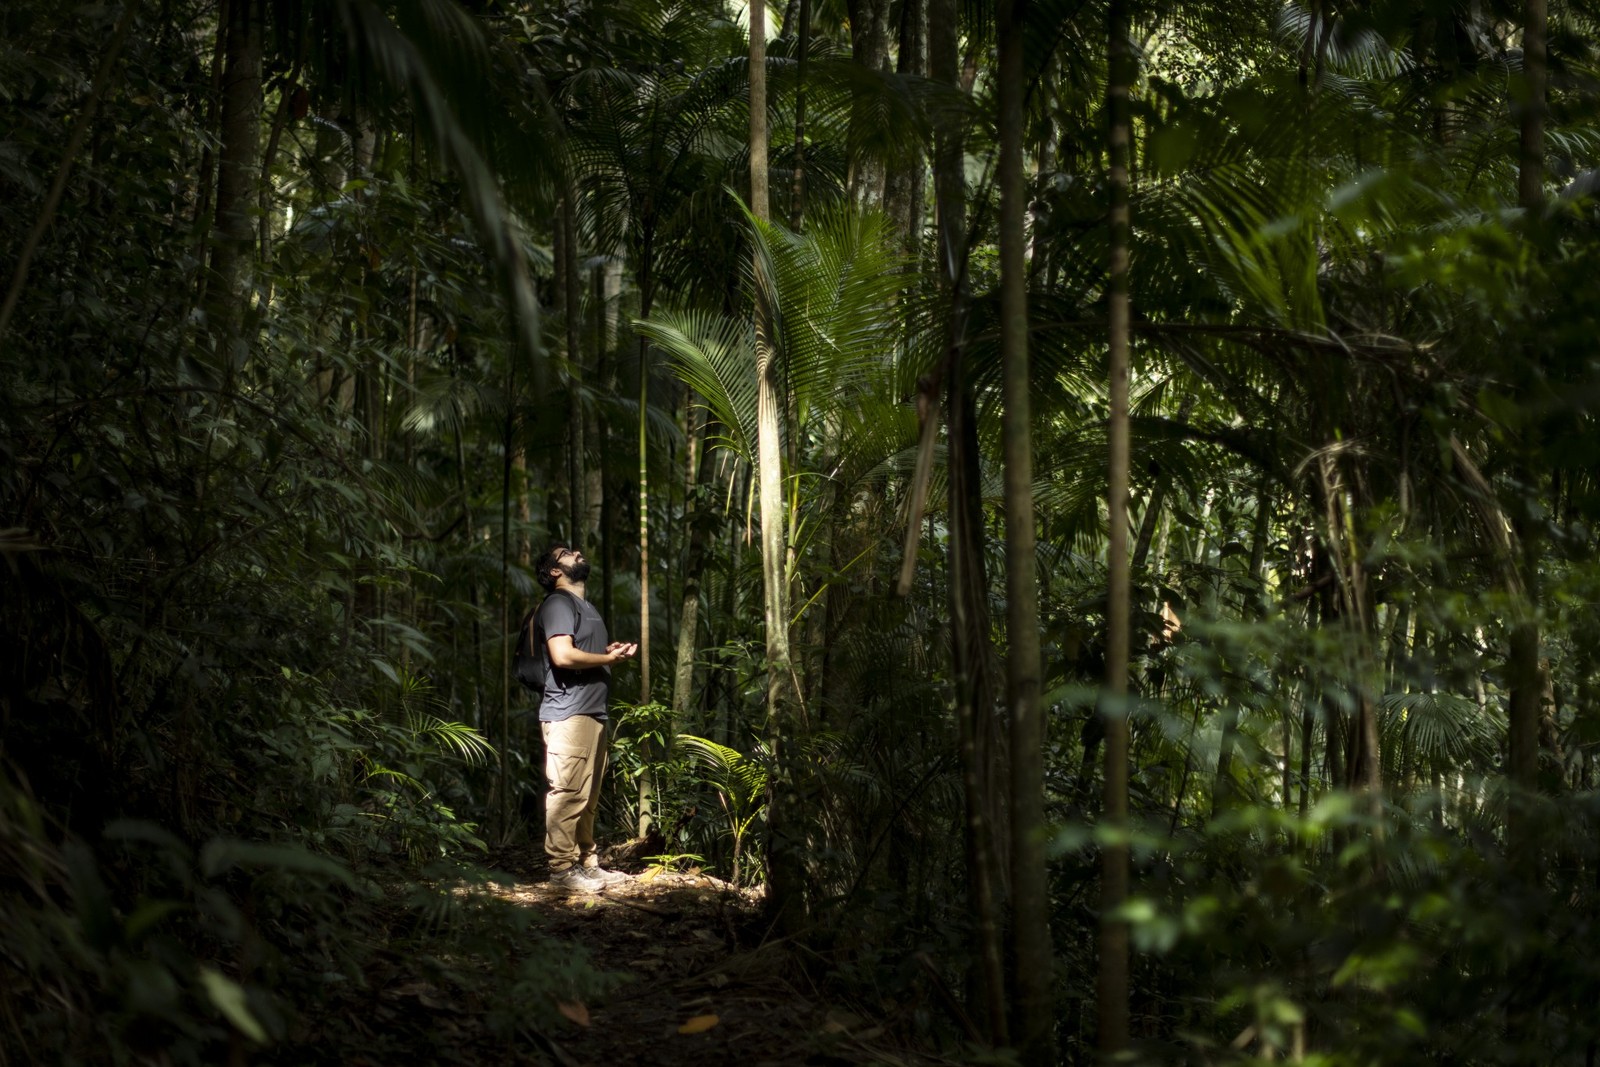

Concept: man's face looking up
[[554, 547, 591, 584]]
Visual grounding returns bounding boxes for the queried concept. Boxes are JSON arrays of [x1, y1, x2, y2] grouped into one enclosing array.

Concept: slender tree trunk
[[751, 1, 804, 933], [1518, 0, 1546, 212], [1508, 10, 1547, 1042], [206, 0, 263, 371], [1509, 0, 1545, 804], [930, 0, 1005, 1040], [499, 348, 517, 843], [884, 0, 927, 251], [192, 0, 228, 299], [997, 0, 1053, 1058], [845, 0, 892, 208], [672, 411, 714, 716], [636, 403, 650, 686], [1319, 456, 1382, 808], [637, 243, 657, 835], [559, 195, 585, 541], [790, 0, 810, 231], [258, 62, 301, 274], [1299, 700, 1315, 817], [586, 264, 608, 562], [455, 424, 483, 733], [513, 446, 531, 568], [1099, 0, 1133, 1055], [952, 375, 1008, 1042], [1029, 118, 1056, 285]]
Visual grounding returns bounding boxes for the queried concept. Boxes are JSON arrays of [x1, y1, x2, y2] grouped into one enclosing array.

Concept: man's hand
[[547, 635, 638, 669]]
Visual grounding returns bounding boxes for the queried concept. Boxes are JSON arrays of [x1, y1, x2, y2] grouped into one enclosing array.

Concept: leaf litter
[[463, 842, 957, 1066]]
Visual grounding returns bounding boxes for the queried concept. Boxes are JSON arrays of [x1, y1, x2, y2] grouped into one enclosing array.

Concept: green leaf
[[199, 840, 358, 888], [198, 967, 267, 1043]]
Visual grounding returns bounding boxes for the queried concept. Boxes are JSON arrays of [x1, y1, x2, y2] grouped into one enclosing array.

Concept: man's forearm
[[550, 648, 614, 669]]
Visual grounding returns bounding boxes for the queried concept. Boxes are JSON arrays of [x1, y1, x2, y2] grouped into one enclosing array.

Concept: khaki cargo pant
[[542, 715, 608, 872]]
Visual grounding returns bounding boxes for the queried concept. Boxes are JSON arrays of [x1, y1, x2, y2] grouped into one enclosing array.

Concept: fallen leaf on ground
[[677, 1014, 719, 1035], [823, 1010, 862, 1033], [557, 1001, 590, 1027], [386, 981, 450, 1010]]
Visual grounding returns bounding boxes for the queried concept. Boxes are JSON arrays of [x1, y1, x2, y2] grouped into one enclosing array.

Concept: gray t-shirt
[[535, 591, 611, 722]]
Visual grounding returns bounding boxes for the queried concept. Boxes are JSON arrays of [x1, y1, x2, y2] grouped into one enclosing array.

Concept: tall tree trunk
[[191, 1, 228, 298], [1099, 0, 1133, 1055], [637, 407, 654, 834], [672, 411, 714, 717], [499, 344, 518, 842], [257, 62, 301, 288], [997, 0, 1053, 1058], [636, 239, 657, 836], [1510, 18, 1547, 1034], [751, 1, 804, 933], [559, 194, 585, 542], [790, 0, 810, 231], [930, 0, 1005, 1040], [1509, 0, 1545, 804], [586, 264, 609, 561], [1518, 0, 1546, 212], [513, 447, 531, 568], [455, 424, 484, 733], [1299, 701, 1315, 817], [1311, 538, 1347, 802], [1318, 455, 1382, 808], [884, 0, 927, 252], [845, 0, 892, 208], [205, 0, 263, 371]]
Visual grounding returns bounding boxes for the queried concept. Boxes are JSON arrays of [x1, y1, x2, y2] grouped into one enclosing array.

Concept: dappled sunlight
[[444, 848, 929, 1066]]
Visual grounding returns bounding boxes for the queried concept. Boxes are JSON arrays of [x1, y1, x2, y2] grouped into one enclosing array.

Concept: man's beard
[[560, 558, 591, 583]]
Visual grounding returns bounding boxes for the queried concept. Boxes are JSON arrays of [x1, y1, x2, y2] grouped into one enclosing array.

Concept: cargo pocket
[[546, 744, 589, 794]]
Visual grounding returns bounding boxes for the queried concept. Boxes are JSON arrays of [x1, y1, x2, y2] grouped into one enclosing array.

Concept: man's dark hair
[[534, 543, 570, 593]]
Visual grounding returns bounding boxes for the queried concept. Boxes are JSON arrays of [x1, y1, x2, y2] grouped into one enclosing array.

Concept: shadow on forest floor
[[444, 843, 950, 1067]]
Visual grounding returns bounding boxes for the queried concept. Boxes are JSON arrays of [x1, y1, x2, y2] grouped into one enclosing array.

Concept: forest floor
[[334, 842, 959, 1067]]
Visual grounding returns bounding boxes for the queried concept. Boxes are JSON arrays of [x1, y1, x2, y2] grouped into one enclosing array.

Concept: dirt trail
[[479, 846, 946, 1067]]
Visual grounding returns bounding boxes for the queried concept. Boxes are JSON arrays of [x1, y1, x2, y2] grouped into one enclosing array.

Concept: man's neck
[[555, 578, 586, 600]]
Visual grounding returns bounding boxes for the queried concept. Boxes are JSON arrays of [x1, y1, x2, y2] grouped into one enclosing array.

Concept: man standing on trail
[[532, 543, 637, 893]]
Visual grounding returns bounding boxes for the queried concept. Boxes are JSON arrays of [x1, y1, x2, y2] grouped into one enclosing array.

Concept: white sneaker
[[583, 863, 631, 886], [550, 865, 606, 893]]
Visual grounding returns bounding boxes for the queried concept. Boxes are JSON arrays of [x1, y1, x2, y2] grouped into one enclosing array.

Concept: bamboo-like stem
[[997, 0, 1053, 1057], [1099, 0, 1133, 1054], [499, 342, 517, 843], [790, 0, 810, 231]]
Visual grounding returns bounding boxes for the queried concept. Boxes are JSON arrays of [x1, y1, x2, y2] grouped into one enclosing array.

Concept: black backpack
[[513, 589, 580, 694]]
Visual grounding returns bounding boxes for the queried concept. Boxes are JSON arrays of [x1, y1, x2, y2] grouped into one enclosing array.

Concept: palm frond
[[635, 309, 758, 462]]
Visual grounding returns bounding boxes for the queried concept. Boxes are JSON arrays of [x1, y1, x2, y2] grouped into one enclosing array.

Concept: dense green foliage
[[5, 0, 1600, 1062]]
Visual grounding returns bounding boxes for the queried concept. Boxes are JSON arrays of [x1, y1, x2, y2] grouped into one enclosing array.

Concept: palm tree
[[638, 199, 915, 923]]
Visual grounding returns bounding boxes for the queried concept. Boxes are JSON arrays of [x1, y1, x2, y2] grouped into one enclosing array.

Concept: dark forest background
[[5, 0, 1600, 1062]]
